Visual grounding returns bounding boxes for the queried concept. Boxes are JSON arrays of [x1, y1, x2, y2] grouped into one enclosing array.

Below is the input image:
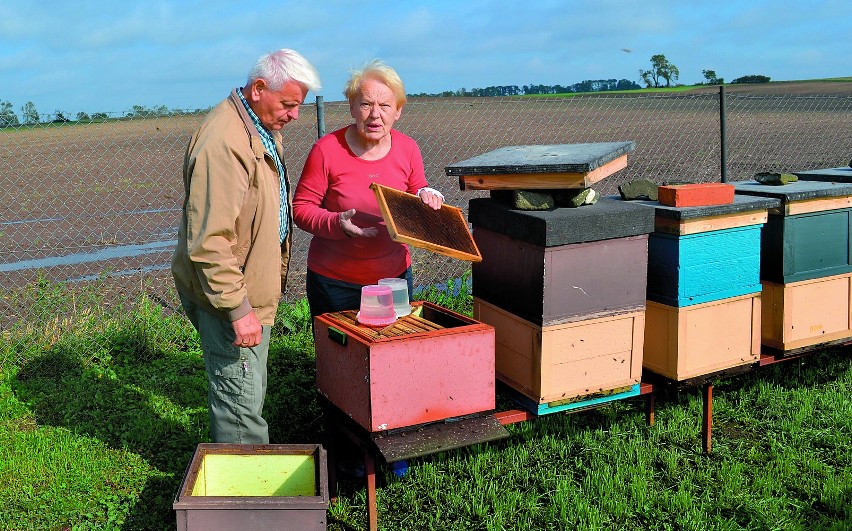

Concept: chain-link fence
[[2, 90, 851, 367]]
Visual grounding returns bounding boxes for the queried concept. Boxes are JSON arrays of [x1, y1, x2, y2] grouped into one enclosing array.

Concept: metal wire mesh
[[2, 92, 850, 366]]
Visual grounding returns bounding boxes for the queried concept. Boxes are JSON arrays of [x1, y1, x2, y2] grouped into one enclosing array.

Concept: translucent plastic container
[[378, 278, 411, 317], [356, 285, 397, 326]]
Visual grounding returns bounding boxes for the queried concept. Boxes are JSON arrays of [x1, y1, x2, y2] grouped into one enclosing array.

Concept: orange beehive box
[[658, 183, 735, 208], [643, 292, 761, 381], [761, 272, 852, 351], [473, 298, 643, 404]]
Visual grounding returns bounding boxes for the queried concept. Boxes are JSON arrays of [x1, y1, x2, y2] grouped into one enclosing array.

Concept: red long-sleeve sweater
[[292, 127, 429, 285]]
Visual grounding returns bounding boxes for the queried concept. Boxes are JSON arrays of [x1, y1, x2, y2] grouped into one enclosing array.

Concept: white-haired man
[[172, 49, 320, 443]]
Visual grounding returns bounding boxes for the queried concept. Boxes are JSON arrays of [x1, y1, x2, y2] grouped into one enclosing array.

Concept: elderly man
[[172, 49, 320, 443]]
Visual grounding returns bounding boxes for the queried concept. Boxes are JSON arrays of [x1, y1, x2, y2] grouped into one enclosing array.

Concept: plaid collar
[[236, 88, 284, 172]]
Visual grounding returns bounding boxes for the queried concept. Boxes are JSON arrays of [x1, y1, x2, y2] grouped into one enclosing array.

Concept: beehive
[[314, 302, 495, 432], [634, 195, 775, 380]]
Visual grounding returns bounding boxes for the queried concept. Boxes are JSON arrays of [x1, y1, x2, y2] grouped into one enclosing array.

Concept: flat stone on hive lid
[[446, 142, 635, 191]]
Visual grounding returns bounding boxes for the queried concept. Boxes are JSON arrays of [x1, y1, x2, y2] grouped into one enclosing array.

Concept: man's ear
[[248, 78, 267, 101]]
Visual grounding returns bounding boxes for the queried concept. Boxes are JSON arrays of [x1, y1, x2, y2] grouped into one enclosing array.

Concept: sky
[[1, 0, 850, 117]]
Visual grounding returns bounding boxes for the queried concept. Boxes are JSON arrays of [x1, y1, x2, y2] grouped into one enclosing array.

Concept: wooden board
[[445, 142, 635, 180], [457, 154, 627, 191], [654, 211, 768, 235], [371, 183, 482, 262]]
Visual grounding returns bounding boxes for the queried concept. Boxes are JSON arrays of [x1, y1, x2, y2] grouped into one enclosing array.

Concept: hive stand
[[322, 382, 658, 531]]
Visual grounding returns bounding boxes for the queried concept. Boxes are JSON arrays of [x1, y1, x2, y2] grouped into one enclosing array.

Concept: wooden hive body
[[174, 443, 329, 531], [647, 225, 762, 307], [761, 273, 852, 351], [314, 302, 495, 433], [474, 298, 644, 404], [643, 294, 761, 381]]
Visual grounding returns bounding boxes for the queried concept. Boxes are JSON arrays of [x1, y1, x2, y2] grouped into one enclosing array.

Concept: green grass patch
[[2, 277, 851, 530]]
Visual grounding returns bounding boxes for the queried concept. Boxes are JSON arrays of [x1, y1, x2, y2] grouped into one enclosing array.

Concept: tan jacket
[[171, 89, 292, 325]]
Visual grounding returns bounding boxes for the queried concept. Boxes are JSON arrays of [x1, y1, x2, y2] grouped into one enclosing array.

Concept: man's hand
[[339, 209, 379, 238], [232, 311, 262, 348]]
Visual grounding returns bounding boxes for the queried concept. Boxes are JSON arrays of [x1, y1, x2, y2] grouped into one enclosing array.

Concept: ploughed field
[[1, 81, 850, 323]]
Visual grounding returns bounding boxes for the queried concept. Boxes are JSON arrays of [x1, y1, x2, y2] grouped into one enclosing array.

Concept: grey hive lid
[[734, 180, 852, 202], [794, 167, 852, 183], [445, 142, 636, 176]]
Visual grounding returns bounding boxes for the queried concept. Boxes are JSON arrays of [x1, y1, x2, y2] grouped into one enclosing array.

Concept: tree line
[[417, 55, 771, 98], [410, 78, 642, 98], [1, 54, 772, 126], [0, 102, 206, 127]]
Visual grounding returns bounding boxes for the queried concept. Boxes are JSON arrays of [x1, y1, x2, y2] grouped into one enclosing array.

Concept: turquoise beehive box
[[647, 225, 762, 306], [640, 196, 779, 307]]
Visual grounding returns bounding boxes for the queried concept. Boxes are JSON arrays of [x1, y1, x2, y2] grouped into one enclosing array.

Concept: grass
[[1, 277, 851, 530]]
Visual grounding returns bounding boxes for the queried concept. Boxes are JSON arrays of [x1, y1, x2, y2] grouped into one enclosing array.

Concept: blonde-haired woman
[[293, 60, 443, 318]]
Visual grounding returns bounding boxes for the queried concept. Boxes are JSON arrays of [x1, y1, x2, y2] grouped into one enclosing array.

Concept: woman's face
[[349, 78, 402, 144]]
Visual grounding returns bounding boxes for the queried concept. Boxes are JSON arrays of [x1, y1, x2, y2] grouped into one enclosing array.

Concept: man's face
[[248, 79, 308, 131]]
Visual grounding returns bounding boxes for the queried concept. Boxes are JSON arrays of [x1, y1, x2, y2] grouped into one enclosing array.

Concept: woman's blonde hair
[[343, 59, 406, 107]]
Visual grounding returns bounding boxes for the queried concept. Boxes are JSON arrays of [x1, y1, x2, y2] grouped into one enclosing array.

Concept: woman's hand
[[339, 209, 379, 238], [418, 188, 444, 210]]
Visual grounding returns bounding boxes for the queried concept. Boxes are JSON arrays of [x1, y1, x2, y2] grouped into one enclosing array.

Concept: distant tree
[[616, 79, 642, 90], [21, 101, 40, 124], [76, 111, 91, 122], [52, 110, 70, 123], [639, 54, 680, 88], [0, 100, 19, 127], [92, 112, 109, 122], [702, 69, 724, 85], [732, 75, 771, 84]]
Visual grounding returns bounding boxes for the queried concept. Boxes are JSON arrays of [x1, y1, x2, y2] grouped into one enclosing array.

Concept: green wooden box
[[735, 180, 852, 283]]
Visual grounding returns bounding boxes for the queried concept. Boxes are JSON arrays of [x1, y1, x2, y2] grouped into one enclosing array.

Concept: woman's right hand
[[339, 208, 379, 238]]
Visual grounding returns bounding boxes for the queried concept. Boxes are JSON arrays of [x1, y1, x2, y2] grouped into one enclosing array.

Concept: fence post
[[315, 95, 325, 139], [719, 85, 727, 183]]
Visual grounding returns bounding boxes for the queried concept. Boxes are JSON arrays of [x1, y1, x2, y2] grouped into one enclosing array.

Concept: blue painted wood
[[647, 225, 762, 307], [761, 208, 852, 283], [504, 383, 642, 416]]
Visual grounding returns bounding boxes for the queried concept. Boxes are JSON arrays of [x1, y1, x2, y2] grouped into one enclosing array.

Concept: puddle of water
[[67, 263, 172, 283], [0, 208, 180, 227], [0, 240, 176, 272]]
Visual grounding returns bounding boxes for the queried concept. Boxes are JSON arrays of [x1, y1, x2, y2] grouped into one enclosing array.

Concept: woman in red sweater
[[293, 60, 443, 317]]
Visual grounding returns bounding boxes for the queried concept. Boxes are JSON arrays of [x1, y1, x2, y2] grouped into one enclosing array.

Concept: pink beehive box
[[314, 301, 495, 432]]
